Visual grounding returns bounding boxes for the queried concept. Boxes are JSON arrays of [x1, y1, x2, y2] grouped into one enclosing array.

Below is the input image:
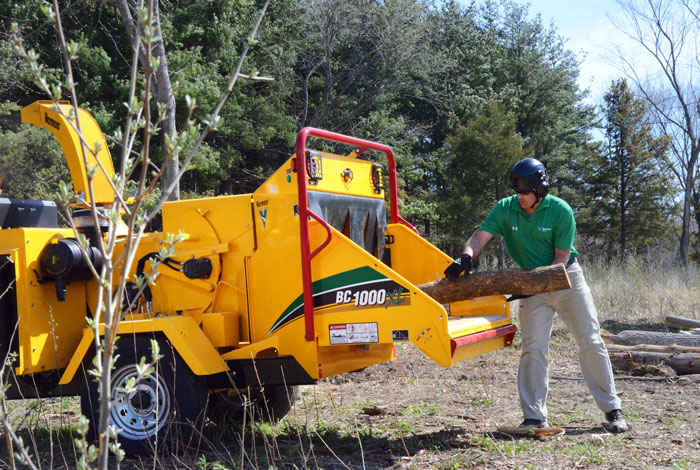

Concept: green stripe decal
[[268, 266, 391, 334]]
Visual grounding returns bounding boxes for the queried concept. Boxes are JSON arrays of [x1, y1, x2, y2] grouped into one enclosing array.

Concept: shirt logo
[[511, 226, 518, 231], [538, 227, 551, 232]]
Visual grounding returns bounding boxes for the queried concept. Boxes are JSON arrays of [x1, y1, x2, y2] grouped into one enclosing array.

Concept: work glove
[[444, 254, 472, 281]]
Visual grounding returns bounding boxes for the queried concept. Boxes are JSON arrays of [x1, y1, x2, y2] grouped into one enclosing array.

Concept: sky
[[524, 0, 633, 105]]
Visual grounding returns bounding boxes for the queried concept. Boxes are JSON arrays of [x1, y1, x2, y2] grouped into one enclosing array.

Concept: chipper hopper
[[0, 101, 516, 455]]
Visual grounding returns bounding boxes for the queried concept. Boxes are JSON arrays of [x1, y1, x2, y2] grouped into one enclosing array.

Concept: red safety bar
[[450, 324, 518, 357], [295, 127, 416, 341]]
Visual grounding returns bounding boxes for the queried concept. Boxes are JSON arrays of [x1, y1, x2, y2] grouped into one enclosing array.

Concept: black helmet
[[510, 158, 549, 200]]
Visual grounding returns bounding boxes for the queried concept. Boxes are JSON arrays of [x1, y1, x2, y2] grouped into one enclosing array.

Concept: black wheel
[[81, 335, 208, 456], [207, 385, 297, 428]]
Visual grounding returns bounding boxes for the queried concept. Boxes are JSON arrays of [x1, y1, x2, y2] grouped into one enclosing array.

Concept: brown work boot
[[604, 409, 628, 433]]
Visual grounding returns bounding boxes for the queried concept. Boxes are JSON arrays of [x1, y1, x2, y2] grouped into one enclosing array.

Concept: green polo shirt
[[479, 194, 579, 269]]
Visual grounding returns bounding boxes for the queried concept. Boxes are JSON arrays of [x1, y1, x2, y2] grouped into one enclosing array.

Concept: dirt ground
[[2, 316, 699, 470], [273, 316, 700, 470]]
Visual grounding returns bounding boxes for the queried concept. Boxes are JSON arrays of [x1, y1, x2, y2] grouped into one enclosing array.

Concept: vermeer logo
[[258, 208, 268, 228], [538, 227, 551, 232], [44, 113, 61, 130]]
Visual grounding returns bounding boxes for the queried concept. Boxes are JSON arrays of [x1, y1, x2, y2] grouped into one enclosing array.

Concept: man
[[444, 158, 628, 433]]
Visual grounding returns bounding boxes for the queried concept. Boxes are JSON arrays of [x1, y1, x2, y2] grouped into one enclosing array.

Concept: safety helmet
[[509, 158, 549, 200]]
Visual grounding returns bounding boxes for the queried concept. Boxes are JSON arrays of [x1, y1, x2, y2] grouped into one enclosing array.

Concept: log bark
[[609, 350, 700, 375], [606, 343, 700, 354], [665, 315, 700, 330], [418, 264, 571, 305], [602, 330, 700, 347]]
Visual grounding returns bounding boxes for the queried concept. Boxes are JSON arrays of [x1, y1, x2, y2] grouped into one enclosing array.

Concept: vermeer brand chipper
[[0, 101, 516, 455]]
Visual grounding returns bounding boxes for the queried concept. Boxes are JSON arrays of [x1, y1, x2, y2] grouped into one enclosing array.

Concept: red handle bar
[[294, 127, 416, 341]]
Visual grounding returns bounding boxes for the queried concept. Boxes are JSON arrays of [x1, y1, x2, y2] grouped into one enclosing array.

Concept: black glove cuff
[[459, 254, 472, 264]]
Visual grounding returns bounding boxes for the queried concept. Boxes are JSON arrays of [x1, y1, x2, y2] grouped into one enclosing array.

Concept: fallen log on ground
[[418, 263, 571, 304], [606, 343, 700, 354], [602, 330, 700, 348], [609, 350, 700, 376], [665, 315, 700, 330]]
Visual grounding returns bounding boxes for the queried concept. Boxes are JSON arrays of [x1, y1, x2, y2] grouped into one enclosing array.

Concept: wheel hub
[[110, 364, 171, 440]]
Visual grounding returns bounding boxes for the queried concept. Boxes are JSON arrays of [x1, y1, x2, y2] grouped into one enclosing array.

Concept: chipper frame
[[0, 101, 516, 455]]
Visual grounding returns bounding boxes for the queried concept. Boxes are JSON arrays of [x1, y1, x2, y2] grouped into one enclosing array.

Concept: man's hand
[[444, 254, 472, 281]]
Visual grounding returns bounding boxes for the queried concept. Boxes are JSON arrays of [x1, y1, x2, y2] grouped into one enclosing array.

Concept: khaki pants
[[517, 262, 621, 421]]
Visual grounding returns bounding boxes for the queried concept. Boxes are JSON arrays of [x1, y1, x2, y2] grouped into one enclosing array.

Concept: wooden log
[[496, 426, 565, 438], [417, 264, 571, 304], [665, 315, 700, 330], [609, 350, 700, 375], [603, 330, 700, 348], [606, 343, 700, 354]]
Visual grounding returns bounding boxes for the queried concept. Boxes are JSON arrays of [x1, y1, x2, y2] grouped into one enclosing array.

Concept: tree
[[4, 0, 271, 467], [582, 79, 673, 261], [115, 0, 179, 200], [612, 0, 700, 262], [439, 101, 529, 257], [0, 103, 71, 202], [0, 0, 300, 197]]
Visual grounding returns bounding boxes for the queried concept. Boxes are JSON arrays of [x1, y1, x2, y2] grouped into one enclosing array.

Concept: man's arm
[[551, 248, 571, 266], [464, 230, 494, 258]]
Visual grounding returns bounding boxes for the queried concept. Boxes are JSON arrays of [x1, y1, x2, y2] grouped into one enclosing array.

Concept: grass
[[403, 401, 441, 416], [583, 255, 700, 325], [3, 256, 700, 469]]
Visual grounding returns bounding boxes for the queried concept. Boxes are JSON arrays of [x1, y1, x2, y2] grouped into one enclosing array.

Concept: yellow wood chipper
[[0, 101, 516, 455]]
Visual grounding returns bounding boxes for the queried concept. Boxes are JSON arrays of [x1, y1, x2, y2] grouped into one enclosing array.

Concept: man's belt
[[566, 257, 578, 267]]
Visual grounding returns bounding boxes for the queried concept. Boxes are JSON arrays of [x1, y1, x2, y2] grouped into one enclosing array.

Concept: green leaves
[[576, 78, 674, 260]]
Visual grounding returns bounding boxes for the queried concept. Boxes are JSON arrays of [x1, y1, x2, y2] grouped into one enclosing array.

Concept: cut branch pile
[[603, 315, 700, 376]]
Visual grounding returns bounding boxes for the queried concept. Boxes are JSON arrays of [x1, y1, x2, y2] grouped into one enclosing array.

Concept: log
[[609, 350, 700, 375], [418, 264, 571, 304], [603, 330, 700, 348], [665, 315, 700, 330], [606, 343, 700, 354], [496, 426, 565, 438]]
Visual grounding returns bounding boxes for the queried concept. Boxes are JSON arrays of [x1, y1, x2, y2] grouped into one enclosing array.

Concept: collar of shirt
[[509, 193, 551, 215]]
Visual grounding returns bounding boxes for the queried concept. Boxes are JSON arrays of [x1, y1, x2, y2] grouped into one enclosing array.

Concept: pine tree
[[585, 79, 673, 261]]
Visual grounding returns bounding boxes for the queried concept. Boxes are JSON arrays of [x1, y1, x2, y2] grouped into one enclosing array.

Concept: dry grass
[[583, 256, 700, 326]]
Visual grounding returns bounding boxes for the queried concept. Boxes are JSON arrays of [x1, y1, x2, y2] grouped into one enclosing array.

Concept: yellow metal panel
[[59, 316, 228, 384], [201, 312, 240, 347], [114, 317, 227, 375], [450, 295, 509, 317], [317, 343, 394, 378], [386, 224, 453, 286], [158, 195, 255, 327], [220, 335, 280, 360], [2, 228, 88, 375], [447, 315, 511, 338], [451, 336, 510, 363], [20, 101, 115, 205], [58, 329, 94, 385], [302, 151, 384, 199]]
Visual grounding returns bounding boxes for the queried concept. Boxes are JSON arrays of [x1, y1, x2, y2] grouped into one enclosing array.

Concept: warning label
[[329, 322, 378, 345]]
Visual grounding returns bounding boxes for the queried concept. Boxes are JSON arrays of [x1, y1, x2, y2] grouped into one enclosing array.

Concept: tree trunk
[[665, 315, 700, 330], [418, 264, 571, 305], [115, 0, 179, 201], [602, 330, 700, 347], [150, 2, 179, 201]]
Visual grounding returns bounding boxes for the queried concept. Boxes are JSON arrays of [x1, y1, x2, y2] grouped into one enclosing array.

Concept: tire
[[207, 385, 297, 428], [81, 335, 208, 457]]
